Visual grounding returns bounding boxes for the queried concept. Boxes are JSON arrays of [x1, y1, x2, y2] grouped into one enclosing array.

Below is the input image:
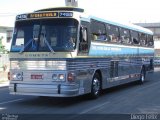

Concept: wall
[[0, 27, 13, 52]]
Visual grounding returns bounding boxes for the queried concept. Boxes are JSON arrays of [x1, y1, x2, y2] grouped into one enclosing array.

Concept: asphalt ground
[[0, 68, 160, 120]]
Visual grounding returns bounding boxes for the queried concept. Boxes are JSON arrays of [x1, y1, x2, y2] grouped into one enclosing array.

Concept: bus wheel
[[139, 68, 146, 84], [90, 73, 101, 99]]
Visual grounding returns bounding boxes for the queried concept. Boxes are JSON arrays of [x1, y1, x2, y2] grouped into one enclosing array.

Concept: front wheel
[[90, 73, 101, 99]]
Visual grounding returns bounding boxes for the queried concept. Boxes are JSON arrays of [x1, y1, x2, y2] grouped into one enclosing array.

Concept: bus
[[9, 7, 154, 98]]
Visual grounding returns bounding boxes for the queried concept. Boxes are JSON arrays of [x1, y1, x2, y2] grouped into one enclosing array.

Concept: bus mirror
[[80, 27, 87, 42], [82, 29, 87, 42]]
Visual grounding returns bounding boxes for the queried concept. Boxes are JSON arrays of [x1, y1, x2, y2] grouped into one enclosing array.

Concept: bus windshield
[[11, 18, 78, 52]]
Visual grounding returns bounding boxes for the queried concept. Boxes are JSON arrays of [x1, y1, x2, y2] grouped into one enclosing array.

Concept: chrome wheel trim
[[141, 73, 145, 82], [92, 77, 100, 95]]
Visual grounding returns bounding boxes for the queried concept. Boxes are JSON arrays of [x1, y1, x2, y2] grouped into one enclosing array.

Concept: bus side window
[[130, 30, 139, 45], [139, 33, 147, 46], [147, 35, 154, 47], [120, 28, 131, 44], [107, 24, 120, 43], [91, 20, 107, 41]]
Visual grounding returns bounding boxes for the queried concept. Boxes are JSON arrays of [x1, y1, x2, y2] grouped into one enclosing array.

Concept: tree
[[0, 36, 6, 53]]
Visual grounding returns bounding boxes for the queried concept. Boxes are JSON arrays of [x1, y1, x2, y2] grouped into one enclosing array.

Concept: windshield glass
[[11, 18, 78, 52]]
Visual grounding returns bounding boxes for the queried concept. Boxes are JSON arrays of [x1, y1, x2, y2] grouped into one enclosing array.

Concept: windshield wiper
[[19, 39, 33, 54], [43, 37, 55, 54]]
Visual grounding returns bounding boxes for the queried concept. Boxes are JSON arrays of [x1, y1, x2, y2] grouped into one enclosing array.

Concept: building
[[0, 26, 13, 52], [135, 23, 160, 57]]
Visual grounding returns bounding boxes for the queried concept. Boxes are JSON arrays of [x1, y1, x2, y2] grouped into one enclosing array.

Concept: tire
[[90, 73, 101, 99], [139, 68, 146, 84]]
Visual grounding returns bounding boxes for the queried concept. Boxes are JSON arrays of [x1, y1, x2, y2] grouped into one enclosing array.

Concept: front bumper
[[9, 83, 80, 97]]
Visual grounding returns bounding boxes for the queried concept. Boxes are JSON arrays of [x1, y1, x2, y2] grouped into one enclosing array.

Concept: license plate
[[31, 75, 43, 79]]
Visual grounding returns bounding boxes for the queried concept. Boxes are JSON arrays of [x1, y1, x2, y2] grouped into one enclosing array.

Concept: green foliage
[[0, 37, 7, 53]]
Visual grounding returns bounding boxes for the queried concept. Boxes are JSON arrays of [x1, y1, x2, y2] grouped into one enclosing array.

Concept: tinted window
[[147, 35, 154, 47], [91, 20, 107, 41], [130, 30, 139, 45], [107, 25, 120, 43], [120, 28, 131, 44], [139, 33, 147, 46]]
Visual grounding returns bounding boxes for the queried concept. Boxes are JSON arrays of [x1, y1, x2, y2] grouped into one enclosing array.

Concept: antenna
[[65, 0, 78, 7]]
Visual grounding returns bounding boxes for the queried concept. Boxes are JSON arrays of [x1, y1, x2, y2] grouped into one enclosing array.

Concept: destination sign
[[16, 12, 73, 20], [59, 12, 73, 17], [16, 14, 28, 20], [29, 12, 58, 18]]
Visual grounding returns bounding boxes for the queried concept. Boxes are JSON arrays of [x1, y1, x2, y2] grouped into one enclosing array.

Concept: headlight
[[67, 72, 75, 82], [52, 73, 65, 81], [16, 73, 22, 79], [58, 74, 65, 81], [11, 72, 23, 81]]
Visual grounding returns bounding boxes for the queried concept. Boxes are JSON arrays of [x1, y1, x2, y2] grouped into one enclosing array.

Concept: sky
[[0, 0, 160, 27]]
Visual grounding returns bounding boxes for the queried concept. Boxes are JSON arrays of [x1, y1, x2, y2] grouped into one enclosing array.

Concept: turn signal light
[[67, 73, 75, 82], [8, 72, 10, 80]]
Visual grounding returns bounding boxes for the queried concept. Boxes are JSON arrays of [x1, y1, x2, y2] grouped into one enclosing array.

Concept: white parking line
[[0, 98, 24, 105]]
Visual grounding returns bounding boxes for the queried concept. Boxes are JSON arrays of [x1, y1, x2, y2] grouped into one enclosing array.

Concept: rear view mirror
[[83, 29, 87, 42], [80, 26, 87, 42]]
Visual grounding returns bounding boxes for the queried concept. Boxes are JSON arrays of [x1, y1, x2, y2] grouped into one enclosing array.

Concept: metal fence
[[0, 54, 9, 71]]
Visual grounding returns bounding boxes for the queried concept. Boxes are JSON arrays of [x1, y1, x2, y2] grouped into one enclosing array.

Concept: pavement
[[0, 71, 9, 88], [1, 68, 160, 116], [0, 81, 9, 88]]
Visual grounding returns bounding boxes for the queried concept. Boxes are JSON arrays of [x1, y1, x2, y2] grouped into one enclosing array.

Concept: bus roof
[[89, 16, 153, 35], [35, 7, 84, 13], [16, 6, 153, 35]]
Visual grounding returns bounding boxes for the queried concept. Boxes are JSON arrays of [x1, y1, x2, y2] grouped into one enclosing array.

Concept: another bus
[[9, 7, 154, 98]]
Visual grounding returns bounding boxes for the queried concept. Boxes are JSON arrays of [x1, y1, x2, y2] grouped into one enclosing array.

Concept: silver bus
[[9, 7, 154, 98]]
